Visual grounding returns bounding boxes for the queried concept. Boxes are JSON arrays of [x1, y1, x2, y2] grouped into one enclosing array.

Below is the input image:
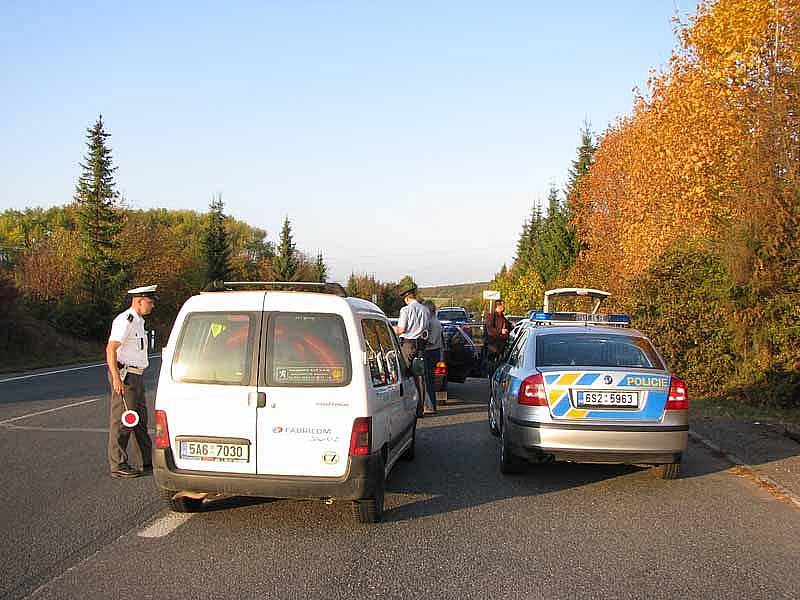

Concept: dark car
[[437, 307, 470, 323], [442, 323, 483, 382]]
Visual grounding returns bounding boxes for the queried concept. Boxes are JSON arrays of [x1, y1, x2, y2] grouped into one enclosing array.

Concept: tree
[[535, 185, 580, 286], [274, 217, 298, 281], [202, 195, 232, 285], [313, 251, 327, 283], [73, 115, 126, 336], [566, 119, 597, 197]]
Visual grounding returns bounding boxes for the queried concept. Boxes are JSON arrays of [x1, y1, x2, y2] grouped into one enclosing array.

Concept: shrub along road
[[1, 365, 798, 599]]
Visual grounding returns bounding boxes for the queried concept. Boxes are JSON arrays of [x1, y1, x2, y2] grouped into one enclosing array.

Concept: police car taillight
[[666, 377, 689, 410], [349, 417, 372, 456], [434, 361, 447, 376], [519, 373, 548, 406], [155, 410, 171, 448]]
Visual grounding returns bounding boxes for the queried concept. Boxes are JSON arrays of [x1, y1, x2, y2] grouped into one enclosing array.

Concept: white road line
[[0, 353, 161, 384], [0, 397, 102, 426], [138, 512, 194, 538]]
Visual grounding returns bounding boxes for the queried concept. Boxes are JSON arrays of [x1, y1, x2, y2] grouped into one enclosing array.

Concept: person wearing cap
[[105, 285, 156, 478], [422, 300, 443, 415], [394, 287, 429, 416]]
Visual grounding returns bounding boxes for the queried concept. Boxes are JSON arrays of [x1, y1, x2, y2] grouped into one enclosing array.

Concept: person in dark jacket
[[484, 299, 511, 373]]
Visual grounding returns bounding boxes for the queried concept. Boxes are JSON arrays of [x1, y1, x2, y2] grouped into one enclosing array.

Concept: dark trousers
[[423, 348, 441, 412], [107, 371, 152, 470], [401, 338, 426, 415]]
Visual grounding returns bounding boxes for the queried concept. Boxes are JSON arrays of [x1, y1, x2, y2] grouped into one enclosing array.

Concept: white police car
[[153, 282, 421, 523], [489, 289, 688, 478]]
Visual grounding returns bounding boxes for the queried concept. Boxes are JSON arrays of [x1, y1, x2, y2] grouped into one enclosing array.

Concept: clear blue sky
[[0, 1, 688, 286]]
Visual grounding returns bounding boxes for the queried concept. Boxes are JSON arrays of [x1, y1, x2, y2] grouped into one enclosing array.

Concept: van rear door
[[167, 308, 263, 474], [255, 312, 354, 478]]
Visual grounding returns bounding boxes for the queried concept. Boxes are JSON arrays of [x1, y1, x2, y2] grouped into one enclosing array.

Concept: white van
[[153, 282, 421, 523]]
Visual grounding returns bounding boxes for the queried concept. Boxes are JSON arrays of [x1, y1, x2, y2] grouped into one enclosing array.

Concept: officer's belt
[[118, 363, 144, 375]]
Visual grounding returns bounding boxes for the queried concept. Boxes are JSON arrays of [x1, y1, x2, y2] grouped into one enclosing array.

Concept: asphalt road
[[1, 362, 799, 599]]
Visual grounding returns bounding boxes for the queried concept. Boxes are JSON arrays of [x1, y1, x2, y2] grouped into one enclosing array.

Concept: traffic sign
[[483, 290, 501, 300]]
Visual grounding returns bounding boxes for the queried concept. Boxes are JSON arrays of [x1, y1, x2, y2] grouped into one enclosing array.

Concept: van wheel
[[352, 468, 385, 524], [400, 420, 416, 461], [660, 462, 681, 480], [163, 490, 203, 513], [499, 417, 523, 474]]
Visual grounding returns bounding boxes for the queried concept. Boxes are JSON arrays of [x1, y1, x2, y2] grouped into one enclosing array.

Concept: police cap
[[127, 284, 158, 299], [399, 286, 417, 299]]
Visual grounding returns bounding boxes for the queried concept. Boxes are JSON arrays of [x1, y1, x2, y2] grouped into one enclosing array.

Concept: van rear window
[[536, 333, 665, 370], [268, 314, 351, 386], [172, 313, 255, 385]]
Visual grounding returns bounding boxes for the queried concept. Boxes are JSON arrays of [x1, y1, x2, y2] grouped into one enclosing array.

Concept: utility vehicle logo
[[604, 375, 613, 385], [322, 452, 339, 465]]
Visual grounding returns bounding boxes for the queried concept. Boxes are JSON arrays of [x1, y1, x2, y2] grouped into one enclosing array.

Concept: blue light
[[531, 311, 551, 321], [606, 314, 631, 324]]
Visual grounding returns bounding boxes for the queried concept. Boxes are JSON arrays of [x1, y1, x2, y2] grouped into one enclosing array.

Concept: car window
[[268, 313, 352, 387], [375, 320, 402, 383], [362, 319, 388, 387], [507, 330, 529, 367], [535, 333, 665, 369], [172, 312, 256, 385], [438, 309, 468, 321]]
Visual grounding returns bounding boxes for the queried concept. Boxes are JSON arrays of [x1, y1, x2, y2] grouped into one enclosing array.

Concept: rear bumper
[[153, 448, 383, 500], [507, 417, 688, 465]]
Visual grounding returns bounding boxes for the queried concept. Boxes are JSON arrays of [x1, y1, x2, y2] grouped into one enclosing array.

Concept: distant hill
[[418, 281, 490, 309]]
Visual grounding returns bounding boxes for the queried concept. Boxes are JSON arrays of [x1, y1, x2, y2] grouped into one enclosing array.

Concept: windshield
[[438, 309, 468, 321], [536, 332, 665, 370]]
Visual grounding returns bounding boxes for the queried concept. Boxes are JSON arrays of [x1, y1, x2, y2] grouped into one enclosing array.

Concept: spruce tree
[[274, 217, 298, 281], [74, 115, 125, 335], [567, 119, 597, 196], [314, 251, 327, 283], [202, 195, 232, 285]]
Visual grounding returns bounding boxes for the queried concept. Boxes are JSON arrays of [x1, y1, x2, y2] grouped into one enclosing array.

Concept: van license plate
[[576, 390, 639, 408], [180, 441, 250, 462]]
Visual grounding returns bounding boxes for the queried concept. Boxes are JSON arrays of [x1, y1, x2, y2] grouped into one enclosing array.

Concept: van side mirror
[[411, 356, 425, 377]]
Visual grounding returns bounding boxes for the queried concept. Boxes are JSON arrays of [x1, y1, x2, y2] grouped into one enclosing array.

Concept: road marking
[[0, 397, 101, 426], [0, 353, 161, 384], [138, 512, 194, 538]]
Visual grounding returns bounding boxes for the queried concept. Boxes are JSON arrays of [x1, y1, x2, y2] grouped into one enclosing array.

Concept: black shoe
[[140, 465, 153, 475], [111, 465, 141, 479]]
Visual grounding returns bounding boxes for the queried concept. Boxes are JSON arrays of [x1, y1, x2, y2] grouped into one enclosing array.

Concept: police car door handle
[[249, 392, 267, 408]]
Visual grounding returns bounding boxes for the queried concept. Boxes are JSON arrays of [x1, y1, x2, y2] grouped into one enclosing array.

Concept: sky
[[0, 1, 688, 287]]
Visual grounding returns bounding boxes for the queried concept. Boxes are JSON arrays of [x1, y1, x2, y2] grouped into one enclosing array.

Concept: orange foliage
[[571, 0, 799, 295]]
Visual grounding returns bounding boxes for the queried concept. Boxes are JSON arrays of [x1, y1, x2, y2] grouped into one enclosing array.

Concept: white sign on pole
[[483, 290, 501, 300]]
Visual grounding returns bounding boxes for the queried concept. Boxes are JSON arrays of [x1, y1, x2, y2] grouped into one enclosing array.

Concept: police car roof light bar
[[218, 281, 348, 297], [543, 288, 611, 314], [530, 311, 631, 327]]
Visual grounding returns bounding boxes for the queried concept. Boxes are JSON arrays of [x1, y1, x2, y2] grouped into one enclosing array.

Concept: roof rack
[[529, 311, 630, 327], [207, 281, 348, 297], [543, 288, 611, 314]]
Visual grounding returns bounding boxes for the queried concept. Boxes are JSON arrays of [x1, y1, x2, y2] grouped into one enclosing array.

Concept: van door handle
[[249, 392, 267, 408]]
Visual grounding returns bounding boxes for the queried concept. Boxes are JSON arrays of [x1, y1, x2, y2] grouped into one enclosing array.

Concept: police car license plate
[[180, 441, 249, 462], [577, 390, 639, 408]]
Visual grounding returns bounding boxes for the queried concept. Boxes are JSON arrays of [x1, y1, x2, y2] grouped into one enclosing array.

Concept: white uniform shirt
[[109, 309, 149, 369], [397, 300, 429, 340]]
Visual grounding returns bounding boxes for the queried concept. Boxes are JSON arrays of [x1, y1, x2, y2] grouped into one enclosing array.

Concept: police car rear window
[[438, 310, 468, 321], [268, 314, 351, 387], [172, 312, 256, 385], [536, 333, 665, 370]]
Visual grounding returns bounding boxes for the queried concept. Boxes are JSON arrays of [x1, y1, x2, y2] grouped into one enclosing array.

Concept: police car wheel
[[163, 489, 203, 513], [352, 468, 385, 524], [660, 462, 681, 480], [488, 396, 500, 437], [499, 416, 523, 474]]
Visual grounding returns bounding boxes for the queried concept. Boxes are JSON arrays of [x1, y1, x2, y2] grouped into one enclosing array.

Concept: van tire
[[400, 421, 416, 461], [352, 467, 385, 524], [660, 462, 681, 480], [163, 490, 203, 513]]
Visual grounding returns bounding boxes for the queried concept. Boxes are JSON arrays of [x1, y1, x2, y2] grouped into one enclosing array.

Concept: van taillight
[[666, 377, 689, 410], [155, 410, 171, 448], [349, 417, 372, 456], [519, 373, 548, 406], [434, 361, 447, 376]]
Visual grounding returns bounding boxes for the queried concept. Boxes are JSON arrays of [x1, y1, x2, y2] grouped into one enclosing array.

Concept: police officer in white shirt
[[106, 285, 156, 478]]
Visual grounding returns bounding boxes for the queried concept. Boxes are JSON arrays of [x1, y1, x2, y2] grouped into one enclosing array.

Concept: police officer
[[394, 287, 429, 416], [422, 300, 443, 415], [106, 285, 156, 478]]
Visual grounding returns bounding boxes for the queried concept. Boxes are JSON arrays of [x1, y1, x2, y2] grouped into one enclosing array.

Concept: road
[[1, 361, 799, 599]]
